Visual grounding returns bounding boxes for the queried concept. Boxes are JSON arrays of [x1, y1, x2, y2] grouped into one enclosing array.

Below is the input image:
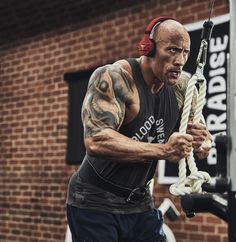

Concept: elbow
[[84, 137, 101, 156]]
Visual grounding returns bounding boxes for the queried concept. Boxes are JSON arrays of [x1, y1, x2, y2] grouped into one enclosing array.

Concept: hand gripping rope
[[170, 0, 215, 196]]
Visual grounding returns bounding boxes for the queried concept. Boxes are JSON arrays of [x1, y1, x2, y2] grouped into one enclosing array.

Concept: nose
[[174, 53, 187, 66]]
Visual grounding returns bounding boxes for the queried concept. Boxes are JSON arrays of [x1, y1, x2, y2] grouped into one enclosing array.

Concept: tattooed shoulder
[[82, 64, 133, 137], [174, 72, 190, 95], [88, 64, 133, 100], [174, 72, 198, 117]]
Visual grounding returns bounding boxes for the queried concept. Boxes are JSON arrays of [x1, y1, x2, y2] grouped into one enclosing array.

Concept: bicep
[[82, 65, 131, 137], [82, 90, 125, 137]]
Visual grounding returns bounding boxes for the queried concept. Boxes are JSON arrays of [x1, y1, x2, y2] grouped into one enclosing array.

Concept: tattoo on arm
[[82, 65, 132, 137]]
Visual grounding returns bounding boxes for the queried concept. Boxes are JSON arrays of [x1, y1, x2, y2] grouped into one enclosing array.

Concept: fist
[[164, 132, 193, 162], [187, 122, 212, 160]]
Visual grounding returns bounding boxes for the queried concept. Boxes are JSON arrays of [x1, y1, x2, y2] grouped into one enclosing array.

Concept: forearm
[[192, 126, 213, 160], [85, 128, 166, 162], [194, 132, 213, 160]]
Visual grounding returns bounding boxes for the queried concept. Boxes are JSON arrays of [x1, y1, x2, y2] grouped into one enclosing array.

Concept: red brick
[[0, 0, 229, 242]]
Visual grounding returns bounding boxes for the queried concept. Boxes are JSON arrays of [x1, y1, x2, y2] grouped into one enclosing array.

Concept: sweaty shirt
[[67, 58, 180, 214]]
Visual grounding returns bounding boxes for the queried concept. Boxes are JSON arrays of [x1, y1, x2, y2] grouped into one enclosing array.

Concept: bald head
[[144, 18, 191, 87], [152, 19, 190, 45]]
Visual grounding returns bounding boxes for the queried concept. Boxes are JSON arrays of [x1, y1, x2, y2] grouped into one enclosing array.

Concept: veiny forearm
[[84, 128, 166, 162]]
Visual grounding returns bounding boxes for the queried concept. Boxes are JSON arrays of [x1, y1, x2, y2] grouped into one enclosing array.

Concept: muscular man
[[66, 17, 212, 242]]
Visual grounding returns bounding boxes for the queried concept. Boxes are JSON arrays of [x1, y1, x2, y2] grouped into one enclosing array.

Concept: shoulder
[[89, 60, 132, 85], [87, 61, 133, 101], [173, 72, 190, 109], [174, 72, 198, 116], [174, 71, 191, 95]]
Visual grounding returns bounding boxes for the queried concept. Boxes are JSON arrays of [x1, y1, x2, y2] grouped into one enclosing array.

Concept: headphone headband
[[145, 16, 176, 33], [138, 16, 176, 56]]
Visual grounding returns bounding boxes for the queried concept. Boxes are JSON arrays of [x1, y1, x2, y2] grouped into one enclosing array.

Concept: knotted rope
[[169, 0, 215, 199], [170, 40, 212, 196]]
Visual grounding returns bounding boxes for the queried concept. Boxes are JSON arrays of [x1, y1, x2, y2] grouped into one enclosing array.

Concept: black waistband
[[78, 159, 150, 202]]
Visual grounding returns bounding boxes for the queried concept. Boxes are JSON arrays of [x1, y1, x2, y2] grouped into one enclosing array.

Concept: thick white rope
[[169, 74, 211, 196], [186, 78, 211, 193]]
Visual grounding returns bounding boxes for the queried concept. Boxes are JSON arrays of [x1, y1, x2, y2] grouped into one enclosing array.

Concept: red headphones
[[138, 16, 176, 57]]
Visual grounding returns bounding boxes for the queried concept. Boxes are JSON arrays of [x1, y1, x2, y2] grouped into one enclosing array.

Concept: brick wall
[[0, 0, 229, 242]]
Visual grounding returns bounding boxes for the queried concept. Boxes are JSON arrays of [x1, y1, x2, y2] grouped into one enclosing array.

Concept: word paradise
[[206, 34, 229, 165]]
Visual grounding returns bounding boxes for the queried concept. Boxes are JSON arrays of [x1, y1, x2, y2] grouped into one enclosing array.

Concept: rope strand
[[169, 74, 211, 196]]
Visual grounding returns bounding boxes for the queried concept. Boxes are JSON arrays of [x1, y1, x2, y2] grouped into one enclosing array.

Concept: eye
[[184, 50, 190, 57], [169, 48, 177, 53]]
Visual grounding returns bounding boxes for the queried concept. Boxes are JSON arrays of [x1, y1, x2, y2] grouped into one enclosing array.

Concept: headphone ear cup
[[138, 34, 155, 56], [147, 39, 156, 57], [138, 16, 175, 57]]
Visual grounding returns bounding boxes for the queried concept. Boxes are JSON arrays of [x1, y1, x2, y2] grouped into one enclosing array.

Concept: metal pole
[[228, 1, 236, 241]]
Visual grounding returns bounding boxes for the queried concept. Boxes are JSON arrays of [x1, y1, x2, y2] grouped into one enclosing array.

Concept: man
[[67, 17, 212, 242]]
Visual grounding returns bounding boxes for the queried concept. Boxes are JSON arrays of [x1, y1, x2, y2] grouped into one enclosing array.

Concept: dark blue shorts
[[67, 204, 166, 242]]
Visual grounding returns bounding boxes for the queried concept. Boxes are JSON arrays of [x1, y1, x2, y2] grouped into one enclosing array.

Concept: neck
[[137, 56, 164, 94], [150, 83, 164, 94]]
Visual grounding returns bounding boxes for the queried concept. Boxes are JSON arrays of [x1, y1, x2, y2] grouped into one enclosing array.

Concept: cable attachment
[[201, 0, 214, 42], [196, 39, 208, 74], [169, 0, 215, 197], [196, 0, 214, 79]]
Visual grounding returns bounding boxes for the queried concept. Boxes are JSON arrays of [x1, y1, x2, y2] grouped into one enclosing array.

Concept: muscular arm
[[82, 64, 128, 136], [82, 64, 162, 161], [82, 64, 192, 162]]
